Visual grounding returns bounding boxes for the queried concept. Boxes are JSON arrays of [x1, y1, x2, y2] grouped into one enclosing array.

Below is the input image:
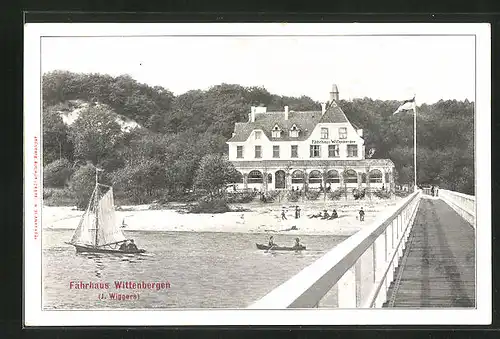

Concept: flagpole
[[413, 101, 417, 190]]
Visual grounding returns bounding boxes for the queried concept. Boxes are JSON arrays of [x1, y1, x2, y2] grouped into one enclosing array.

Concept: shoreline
[[42, 198, 401, 237]]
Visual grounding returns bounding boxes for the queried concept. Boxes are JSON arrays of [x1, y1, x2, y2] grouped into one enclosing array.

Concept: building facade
[[226, 85, 395, 192]]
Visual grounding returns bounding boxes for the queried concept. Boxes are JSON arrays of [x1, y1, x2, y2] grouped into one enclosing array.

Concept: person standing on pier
[[359, 207, 365, 222]]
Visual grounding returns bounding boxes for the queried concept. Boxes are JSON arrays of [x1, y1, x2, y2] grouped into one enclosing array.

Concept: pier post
[[337, 266, 357, 308]]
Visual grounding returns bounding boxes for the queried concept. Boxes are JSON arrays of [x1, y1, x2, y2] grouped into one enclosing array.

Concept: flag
[[393, 96, 416, 114]]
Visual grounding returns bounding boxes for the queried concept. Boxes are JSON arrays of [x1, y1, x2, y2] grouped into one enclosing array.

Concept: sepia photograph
[[23, 22, 491, 326]]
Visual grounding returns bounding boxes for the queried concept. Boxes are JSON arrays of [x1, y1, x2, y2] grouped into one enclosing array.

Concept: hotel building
[[227, 85, 395, 192]]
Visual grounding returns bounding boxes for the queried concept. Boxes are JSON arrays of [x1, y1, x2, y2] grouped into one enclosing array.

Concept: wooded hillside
[[42, 70, 475, 204]]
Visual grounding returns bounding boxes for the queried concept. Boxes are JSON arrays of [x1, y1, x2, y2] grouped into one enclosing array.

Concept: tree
[[69, 105, 123, 165], [42, 106, 73, 165], [70, 164, 97, 209], [112, 159, 166, 203], [43, 158, 74, 188], [194, 154, 239, 199]]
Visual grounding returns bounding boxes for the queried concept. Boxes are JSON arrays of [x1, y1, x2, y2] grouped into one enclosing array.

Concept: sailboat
[[67, 167, 145, 254]]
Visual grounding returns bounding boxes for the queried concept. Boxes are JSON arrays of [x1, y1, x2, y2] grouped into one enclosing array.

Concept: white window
[[272, 125, 281, 138], [289, 125, 299, 138], [255, 131, 262, 140], [328, 144, 339, 157], [236, 146, 243, 158], [347, 145, 358, 157], [310, 145, 321, 158], [321, 127, 329, 139], [255, 145, 262, 158], [273, 145, 280, 158], [339, 127, 347, 139]]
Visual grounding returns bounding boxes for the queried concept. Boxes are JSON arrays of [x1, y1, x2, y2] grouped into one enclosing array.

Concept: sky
[[41, 35, 475, 104]]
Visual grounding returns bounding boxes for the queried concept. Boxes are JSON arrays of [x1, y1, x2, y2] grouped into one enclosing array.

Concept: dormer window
[[289, 124, 300, 138], [272, 124, 282, 138]]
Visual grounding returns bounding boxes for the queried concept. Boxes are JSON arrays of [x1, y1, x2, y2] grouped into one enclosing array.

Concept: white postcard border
[[24, 22, 491, 326]]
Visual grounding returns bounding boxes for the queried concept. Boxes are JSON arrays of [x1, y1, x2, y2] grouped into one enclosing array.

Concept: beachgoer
[[281, 209, 288, 220], [329, 209, 338, 219], [127, 239, 138, 251], [295, 206, 301, 219], [359, 207, 365, 222], [308, 211, 323, 219], [321, 210, 330, 220]]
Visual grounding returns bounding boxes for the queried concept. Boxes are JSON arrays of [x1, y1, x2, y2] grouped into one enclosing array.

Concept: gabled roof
[[319, 101, 349, 124], [228, 103, 352, 143]]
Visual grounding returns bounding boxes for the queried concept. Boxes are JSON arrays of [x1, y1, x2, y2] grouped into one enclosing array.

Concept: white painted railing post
[[337, 267, 356, 308]]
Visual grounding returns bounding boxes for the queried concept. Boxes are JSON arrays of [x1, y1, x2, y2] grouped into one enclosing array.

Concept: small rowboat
[[256, 243, 306, 251]]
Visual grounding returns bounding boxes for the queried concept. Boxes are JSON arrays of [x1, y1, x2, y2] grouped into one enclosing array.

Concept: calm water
[[43, 230, 347, 309]]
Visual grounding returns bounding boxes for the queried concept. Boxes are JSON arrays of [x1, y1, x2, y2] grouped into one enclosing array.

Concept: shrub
[[226, 192, 256, 203], [305, 190, 321, 200], [188, 199, 231, 214], [394, 189, 410, 198], [262, 190, 281, 203], [287, 190, 301, 202], [43, 188, 76, 206], [373, 189, 391, 199], [43, 158, 73, 188], [328, 188, 344, 200]]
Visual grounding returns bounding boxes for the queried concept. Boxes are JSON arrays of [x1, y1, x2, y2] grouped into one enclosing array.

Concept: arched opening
[[248, 170, 263, 184], [308, 170, 322, 184], [275, 170, 285, 189], [326, 170, 340, 184], [369, 169, 383, 183], [291, 170, 304, 184], [343, 169, 358, 184]]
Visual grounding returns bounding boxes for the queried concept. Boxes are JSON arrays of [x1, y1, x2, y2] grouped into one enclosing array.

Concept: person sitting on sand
[[126, 239, 138, 251], [308, 211, 323, 219], [321, 210, 330, 220], [329, 209, 338, 219]]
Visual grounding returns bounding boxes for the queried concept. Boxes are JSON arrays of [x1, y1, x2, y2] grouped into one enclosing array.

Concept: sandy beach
[[42, 197, 402, 236]]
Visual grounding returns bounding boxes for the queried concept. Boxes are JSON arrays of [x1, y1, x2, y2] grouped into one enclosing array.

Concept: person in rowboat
[[119, 240, 128, 251], [268, 236, 276, 247], [126, 239, 138, 251]]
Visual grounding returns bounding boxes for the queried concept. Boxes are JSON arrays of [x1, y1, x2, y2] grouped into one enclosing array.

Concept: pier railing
[[248, 190, 422, 309], [439, 189, 475, 228]]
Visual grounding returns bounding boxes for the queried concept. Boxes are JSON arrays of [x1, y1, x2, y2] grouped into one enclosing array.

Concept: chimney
[[284, 106, 289, 120], [250, 106, 256, 122], [321, 103, 327, 115], [329, 84, 339, 103]]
